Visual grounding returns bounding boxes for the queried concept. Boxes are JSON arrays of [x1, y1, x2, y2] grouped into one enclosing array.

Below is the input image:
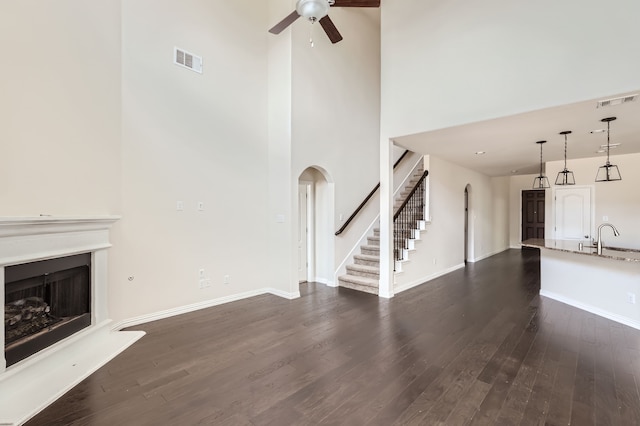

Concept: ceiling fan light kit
[[555, 130, 576, 185], [595, 117, 622, 182], [268, 0, 381, 44], [297, 0, 331, 21]]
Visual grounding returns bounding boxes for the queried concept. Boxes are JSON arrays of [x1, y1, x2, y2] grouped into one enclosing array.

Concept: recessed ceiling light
[[511, 170, 518, 174], [596, 149, 606, 153], [475, 151, 486, 155], [590, 129, 606, 134]]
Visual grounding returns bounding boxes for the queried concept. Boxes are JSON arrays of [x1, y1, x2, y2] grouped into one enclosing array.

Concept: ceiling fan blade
[[332, 0, 380, 7], [319, 16, 343, 44], [269, 10, 301, 34]]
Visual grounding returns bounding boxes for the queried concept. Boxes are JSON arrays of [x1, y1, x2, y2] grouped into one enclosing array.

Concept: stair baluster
[[393, 170, 428, 270]]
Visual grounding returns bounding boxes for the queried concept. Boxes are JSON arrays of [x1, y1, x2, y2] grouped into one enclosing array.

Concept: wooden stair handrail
[[335, 150, 410, 236]]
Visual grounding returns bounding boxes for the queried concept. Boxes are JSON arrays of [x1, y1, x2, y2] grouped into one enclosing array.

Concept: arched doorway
[[297, 166, 335, 286]]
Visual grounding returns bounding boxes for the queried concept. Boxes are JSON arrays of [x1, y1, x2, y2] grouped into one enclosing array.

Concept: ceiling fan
[[269, 0, 381, 44]]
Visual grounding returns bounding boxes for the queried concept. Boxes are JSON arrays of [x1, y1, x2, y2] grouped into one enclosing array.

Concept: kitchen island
[[522, 238, 640, 330]]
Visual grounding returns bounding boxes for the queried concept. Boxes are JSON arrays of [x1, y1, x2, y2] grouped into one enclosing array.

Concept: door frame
[[298, 181, 313, 283], [521, 189, 546, 241], [464, 184, 474, 263]]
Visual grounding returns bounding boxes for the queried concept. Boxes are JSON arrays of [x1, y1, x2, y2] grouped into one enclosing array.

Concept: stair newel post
[[378, 138, 395, 298]]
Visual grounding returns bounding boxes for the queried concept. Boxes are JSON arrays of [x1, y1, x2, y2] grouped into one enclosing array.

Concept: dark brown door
[[521, 190, 545, 240]]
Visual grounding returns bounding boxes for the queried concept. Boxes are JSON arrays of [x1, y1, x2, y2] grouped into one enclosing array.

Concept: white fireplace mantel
[[0, 216, 144, 426]]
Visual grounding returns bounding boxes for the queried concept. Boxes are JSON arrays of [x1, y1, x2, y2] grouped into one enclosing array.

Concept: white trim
[[394, 263, 465, 294], [469, 248, 508, 263], [540, 289, 640, 331], [111, 288, 300, 331], [378, 291, 394, 298], [0, 320, 143, 426], [267, 287, 300, 300], [315, 277, 337, 287]]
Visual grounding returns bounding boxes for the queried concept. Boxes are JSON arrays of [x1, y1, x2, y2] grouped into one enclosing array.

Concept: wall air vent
[[597, 94, 637, 108], [174, 47, 203, 74]]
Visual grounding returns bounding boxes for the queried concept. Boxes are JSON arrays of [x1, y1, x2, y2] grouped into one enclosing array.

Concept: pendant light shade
[[532, 140, 550, 189], [555, 130, 575, 185], [595, 117, 622, 182]]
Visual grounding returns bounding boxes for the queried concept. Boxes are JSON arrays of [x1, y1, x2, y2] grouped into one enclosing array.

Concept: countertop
[[522, 238, 640, 263]]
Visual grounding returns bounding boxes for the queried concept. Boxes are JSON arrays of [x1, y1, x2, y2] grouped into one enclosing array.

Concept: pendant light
[[595, 117, 622, 182], [532, 140, 550, 189], [555, 131, 575, 185]]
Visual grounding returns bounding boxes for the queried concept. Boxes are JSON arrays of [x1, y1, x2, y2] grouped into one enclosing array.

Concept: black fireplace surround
[[4, 253, 91, 367]]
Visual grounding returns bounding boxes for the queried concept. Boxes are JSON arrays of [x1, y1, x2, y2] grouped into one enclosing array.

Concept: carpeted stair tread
[[367, 236, 380, 245], [354, 254, 380, 266], [346, 264, 380, 279], [338, 274, 379, 294]]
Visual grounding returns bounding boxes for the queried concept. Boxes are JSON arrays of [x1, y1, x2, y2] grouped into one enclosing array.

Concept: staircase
[[338, 165, 426, 294]]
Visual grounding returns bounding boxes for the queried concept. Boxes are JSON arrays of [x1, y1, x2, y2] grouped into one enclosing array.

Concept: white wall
[[395, 156, 510, 291], [546, 152, 640, 250], [0, 1, 121, 215], [381, 0, 640, 139], [290, 7, 381, 284], [112, 0, 272, 320]]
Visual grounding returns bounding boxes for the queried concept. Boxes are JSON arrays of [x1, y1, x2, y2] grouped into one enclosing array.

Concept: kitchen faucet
[[596, 223, 620, 255]]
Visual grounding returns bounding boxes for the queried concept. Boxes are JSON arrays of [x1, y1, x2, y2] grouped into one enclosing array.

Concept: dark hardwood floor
[[27, 249, 640, 425]]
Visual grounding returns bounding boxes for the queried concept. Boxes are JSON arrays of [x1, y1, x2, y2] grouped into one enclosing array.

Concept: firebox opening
[[4, 253, 91, 367]]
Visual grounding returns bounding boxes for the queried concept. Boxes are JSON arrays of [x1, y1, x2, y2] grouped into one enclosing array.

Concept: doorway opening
[[297, 167, 335, 286], [464, 184, 473, 264]]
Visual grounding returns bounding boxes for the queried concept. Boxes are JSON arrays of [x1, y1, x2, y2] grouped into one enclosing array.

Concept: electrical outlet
[[198, 201, 205, 211], [176, 201, 184, 211], [628, 292, 636, 304], [224, 275, 230, 285], [199, 268, 205, 278]]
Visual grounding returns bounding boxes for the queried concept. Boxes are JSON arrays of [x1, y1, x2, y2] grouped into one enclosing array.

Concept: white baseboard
[[112, 288, 300, 331], [470, 248, 508, 263], [394, 263, 465, 294], [315, 277, 337, 287], [540, 289, 640, 331], [267, 287, 300, 300]]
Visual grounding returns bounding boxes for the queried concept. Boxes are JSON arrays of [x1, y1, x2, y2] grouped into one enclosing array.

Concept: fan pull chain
[[309, 21, 315, 48]]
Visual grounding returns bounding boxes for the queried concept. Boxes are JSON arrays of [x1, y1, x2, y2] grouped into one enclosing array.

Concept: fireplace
[[0, 216, 145, 425], [4, 253, 91, 367]]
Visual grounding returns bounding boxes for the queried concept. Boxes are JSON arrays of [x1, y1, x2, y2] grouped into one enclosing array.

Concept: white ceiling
[[394, 90, 640, 177]]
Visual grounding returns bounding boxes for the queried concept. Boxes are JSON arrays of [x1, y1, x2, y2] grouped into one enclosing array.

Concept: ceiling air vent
[[174, 47, 203, 74], [597, 94, 637, 108]]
